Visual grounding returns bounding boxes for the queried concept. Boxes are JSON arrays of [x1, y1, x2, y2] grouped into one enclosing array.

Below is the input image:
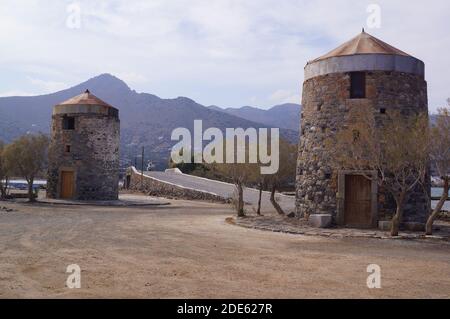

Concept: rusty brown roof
[[310, 30, 412, 63], [57, 89, 113, 107]]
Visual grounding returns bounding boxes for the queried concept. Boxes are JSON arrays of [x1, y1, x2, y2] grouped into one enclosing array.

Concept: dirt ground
[[0, 197, 449, 299]]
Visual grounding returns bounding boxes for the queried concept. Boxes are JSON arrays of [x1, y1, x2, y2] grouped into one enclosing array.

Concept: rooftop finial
[[85, 89, 90, 94]]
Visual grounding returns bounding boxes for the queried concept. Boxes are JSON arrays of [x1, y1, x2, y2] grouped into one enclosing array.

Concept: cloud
[[0, 0, 448, 111], [26, 76, 68, 93], [114, 72, 148, 86], [0, 90, 35, 97], [269, 89, 301, 105]]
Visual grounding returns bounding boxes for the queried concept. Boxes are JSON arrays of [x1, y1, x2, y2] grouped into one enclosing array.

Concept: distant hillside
[[209, 103, 301, 131], [0, 74, 299, 170]]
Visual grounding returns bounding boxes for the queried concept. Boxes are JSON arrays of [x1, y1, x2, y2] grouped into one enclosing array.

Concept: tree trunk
[[426, 178, 449, 235], [27, 177, 35, 202], [237, 183, 245, 217], [270, 185, 285, 215], [256, 182, 263, 216], [0, 181, 5, 199], [391, 193, 406, 236], [4, 177, 8, 196]]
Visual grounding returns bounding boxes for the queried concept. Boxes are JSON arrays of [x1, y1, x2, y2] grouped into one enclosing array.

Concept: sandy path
[[0, 199, 449, 299]]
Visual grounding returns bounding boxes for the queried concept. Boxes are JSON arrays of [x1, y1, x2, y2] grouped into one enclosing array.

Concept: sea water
[[432, 187, 450, 211]]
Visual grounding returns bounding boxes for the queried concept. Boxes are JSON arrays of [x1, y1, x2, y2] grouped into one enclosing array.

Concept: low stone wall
[[127, 167, 226, 202], [229, 216, 450, 241]]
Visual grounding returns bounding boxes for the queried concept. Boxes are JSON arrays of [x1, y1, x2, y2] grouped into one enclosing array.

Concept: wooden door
[[60, 171, 74, 199], [344, 175, 372, 227]]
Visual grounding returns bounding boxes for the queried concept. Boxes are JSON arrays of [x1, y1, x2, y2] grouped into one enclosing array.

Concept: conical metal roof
[[310, 30, 412, 64], [57, 89, 113, 108]]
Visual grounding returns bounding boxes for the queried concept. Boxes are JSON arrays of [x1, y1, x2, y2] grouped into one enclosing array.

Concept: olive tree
[[426, 103, 450, 235], [264, 139, 297, 215], [330, 106, 429, 236], [223, 138, 296, 217], [208, 133, 295, 217], [216, 162, 255, 217], [255, 174, 269, 216], [3, 134, 49, 202], [0, 140, 11, 199]]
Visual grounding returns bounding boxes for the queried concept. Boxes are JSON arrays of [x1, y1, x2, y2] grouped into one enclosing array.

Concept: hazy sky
[[0, 0, 448, 111]]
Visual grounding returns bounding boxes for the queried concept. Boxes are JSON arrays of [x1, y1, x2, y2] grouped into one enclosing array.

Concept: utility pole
[[141, 146, 145, 189]]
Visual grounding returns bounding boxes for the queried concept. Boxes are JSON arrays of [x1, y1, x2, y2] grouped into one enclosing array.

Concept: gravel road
[[0, 197, 449, 298]]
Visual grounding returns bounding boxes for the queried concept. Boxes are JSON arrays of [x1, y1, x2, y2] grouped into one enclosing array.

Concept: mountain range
[[0, 74, 301, 169], [208, 103, 300, 132]]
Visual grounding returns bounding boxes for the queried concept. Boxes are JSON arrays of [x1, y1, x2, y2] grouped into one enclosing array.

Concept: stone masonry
[[296, 31, 430, 227], [47, 91, 120, 200]]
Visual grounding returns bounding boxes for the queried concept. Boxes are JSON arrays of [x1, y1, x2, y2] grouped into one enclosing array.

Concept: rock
[[287, 212, 296, 218], [0, 206, 14, 213], [308, 214, 332, 228]]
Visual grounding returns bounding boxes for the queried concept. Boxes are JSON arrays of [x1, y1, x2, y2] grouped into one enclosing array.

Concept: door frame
[[58, 167, 76, 199], [336, 170, 378, 228]]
